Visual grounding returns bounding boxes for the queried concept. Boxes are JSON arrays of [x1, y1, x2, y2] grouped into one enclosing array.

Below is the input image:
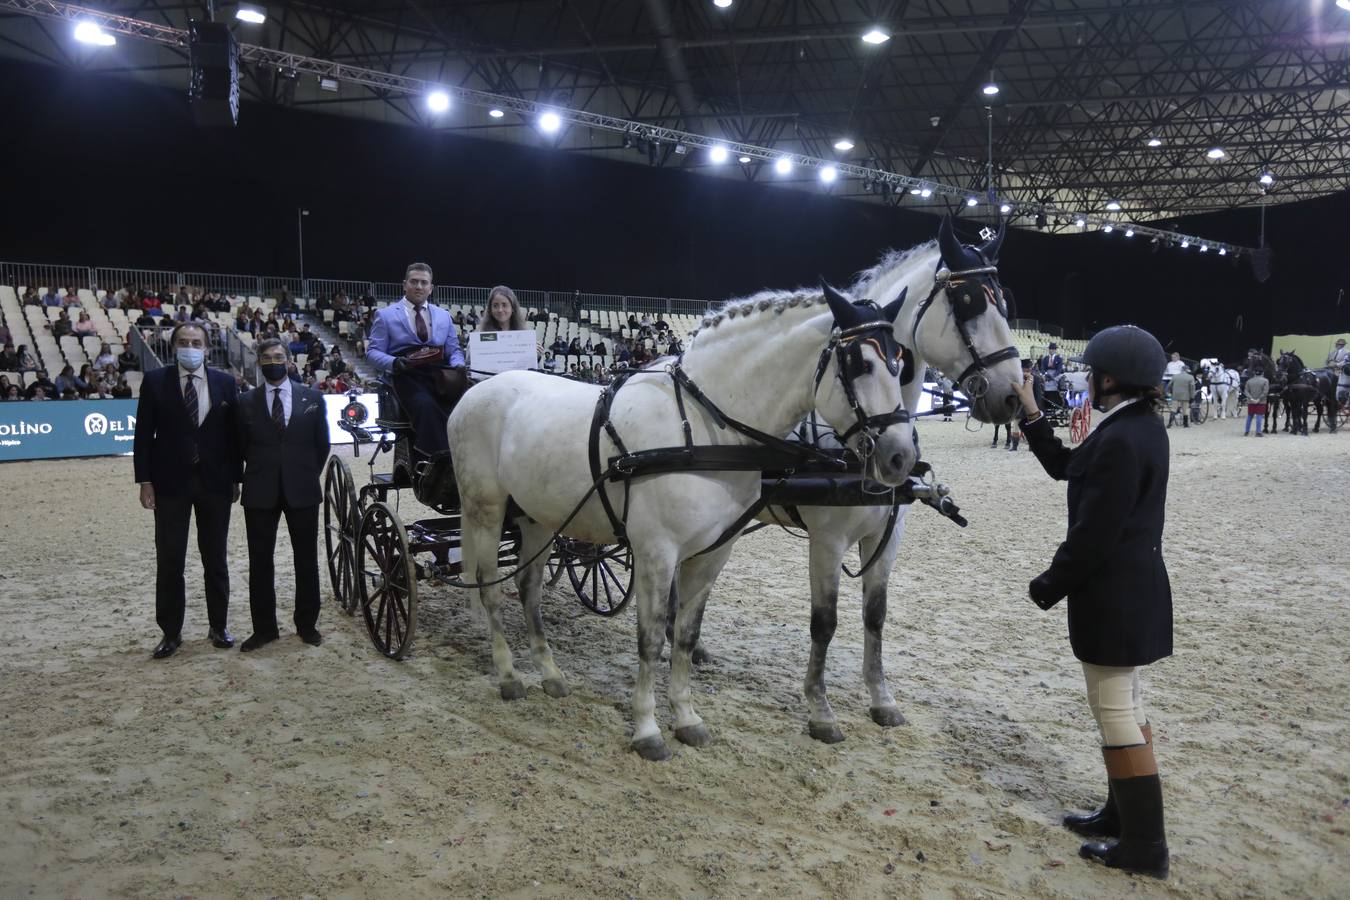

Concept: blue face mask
[[176, 347, 205, 371]]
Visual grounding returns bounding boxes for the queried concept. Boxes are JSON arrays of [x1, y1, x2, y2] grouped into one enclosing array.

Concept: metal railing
[[0, 261, 89, 294], [183, 272, 262, 297], [93, 267, 180, 294]]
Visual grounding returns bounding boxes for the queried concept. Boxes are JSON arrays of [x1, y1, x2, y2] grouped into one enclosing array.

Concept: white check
[[469, 329, 537, 374]]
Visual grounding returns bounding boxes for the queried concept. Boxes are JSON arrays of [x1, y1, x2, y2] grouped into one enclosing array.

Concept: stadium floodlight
[[1125, 228, 1135, 237], [709, 145, 728, 163], [1146, 137, 1162, 147], [910, 187, 922, 195], [1218, 247, 1228, 256], [1258, 171, 1275, 186], [74, 21, 116, 46], [1074, 217, 1086, 227], [1105, 200, 1122, 211], [981, 83, 1000, 96], [833, 138, 855, 151], [1103, 224, 1114, 233], [714, 0, 734, 8], [1180, 239, 1190, 249], [1199, 243, 1209, 252], [861, 28, 890, 45], [1206, 147, 1226, 160], [819, 165, 838, 183], [539, 111, 562, 133], [738, 155, 751, 164], [919, 186, 933, 198], [235, 5, 266, 24], [965, 197, 979, 207], [999, 203, 1012, 214], [1339, 0, 1350, 11], [488, 108, 505, 119], [426, 91, 450, 113], [774, 156, 792, 175]]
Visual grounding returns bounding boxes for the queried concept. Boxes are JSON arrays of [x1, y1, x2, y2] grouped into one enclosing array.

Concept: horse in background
[[1277, 351, 1339, 434]]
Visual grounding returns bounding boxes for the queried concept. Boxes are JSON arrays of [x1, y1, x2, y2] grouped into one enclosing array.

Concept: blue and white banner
[[0, 400, 139, 462]]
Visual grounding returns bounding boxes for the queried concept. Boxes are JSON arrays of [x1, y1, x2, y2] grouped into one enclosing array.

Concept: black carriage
[[323, 379, 968, 662]]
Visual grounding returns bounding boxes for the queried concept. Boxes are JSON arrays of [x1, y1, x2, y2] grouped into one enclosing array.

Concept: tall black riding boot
[[1079, 742, 1169, 879], [1064, 724, 1150, 838]]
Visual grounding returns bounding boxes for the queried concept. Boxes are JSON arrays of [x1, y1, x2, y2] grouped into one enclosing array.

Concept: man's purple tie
[[183, 373, 200, 463], [414, 304, 429, 342], [272, 387, 285, 434]]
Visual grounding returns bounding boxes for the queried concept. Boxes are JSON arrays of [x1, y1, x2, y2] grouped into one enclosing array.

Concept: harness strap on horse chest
[[588, 370, 635, 540]]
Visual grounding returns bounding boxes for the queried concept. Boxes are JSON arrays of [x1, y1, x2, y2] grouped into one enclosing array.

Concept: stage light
[[714, 0, 733, 8], [910, 187, 922, 195], [738, 155, 751, 164], [1199, 244, 1209, 253], [1103, 224, 1114, 233], [1125, 228, 1135, 237], [1258, 171, 1274, 186], [488, 108, 505, 118], [861, 28, 890, 45], [1338, 0, 1350, 11], [1206, 147, 1226, 160], [966, 197, 979, 207], [426, 90, 450, 113], [834, 138, 855, 151], [235, 5, 266, 24], [1219, 247, 1228, 256], [708, 145, 728, 163], [1074, 217, 1086, 227], [1146, 137, 1162, 147], [1105, 200, 1121, 211], [539, 111, 562, 133], [919, 186, 933, 198], [1180, 239, 1190, 248], [981, 83, 1000, 97], [74, 22, 116, 46], [774, 157, 792, 175], [819, 165, 838, 183], [999, 203, 1012, 214]]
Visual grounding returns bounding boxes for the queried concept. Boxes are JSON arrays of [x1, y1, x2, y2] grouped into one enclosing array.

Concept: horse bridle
[[812, 313, 911, 460], [911, 257, 1020, 399]]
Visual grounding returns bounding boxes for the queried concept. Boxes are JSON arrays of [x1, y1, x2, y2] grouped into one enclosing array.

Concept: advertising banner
[[0, 400, 139, 462]]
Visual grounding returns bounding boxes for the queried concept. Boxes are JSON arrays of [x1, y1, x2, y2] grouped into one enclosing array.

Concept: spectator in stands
[[140, 290, 162, 315], [593, 339, 607, 357], [94, 342, 117, 370], [43, 288, 60, 307], [454, 310, 466, 328], [111, 374, 132, 399], [0, 343, 16, 371], [550, 336, 568, 355], [276, 288, 295, 313], [74, 311, 97, 336], [120, 289, 140, 312], [31, 386, 51, 401], [74, 364, 97, 397], [16, 344, 38, 373], [101, 291, 120, 310], [616, 342, 631, 364], [541, 351, 559, 373], [52, 311, 73, 338], [24, 370, 56, 400], [331, 291, 352, 321], [666, 336, 682, 357], [54, 364, 79, 397], [287, 332, 307, 357], [62, 288, 81, 310], [0, 374, 12, 394], [567, 336, 582, 355], [171, 305, 190, 324], [0, 323, 10, 347], [136, 310, 156, 330], [327, 349, 348, 377], [23, 287, 41, 307]]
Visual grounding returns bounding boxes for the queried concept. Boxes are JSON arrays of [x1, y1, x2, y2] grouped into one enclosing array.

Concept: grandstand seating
[[1, 284, 133, 394]]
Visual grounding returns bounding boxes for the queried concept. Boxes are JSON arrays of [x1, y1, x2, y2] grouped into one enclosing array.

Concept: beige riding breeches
[[1081, 662, 1147, 747]]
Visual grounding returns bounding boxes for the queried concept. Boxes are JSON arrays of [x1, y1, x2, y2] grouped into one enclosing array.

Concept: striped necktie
[[272, 387, 286, 434], [183, 373, 199, 426], [414, 304, 429, 342]]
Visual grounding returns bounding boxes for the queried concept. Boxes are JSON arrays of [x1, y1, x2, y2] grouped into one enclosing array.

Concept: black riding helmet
[[1081, 325, 1166, 408]]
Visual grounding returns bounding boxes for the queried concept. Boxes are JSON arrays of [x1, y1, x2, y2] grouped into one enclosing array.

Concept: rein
[[911, 262, 1019, 397]]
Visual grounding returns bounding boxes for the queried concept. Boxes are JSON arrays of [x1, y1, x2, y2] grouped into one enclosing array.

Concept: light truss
[[0, 0, 1273, 256]]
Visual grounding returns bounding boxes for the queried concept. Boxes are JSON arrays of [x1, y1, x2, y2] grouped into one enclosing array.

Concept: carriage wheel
[[544, 537, 568, 588], [356, 501, 419, 660], [561, 541, 635, 617], [323, 456, 359, 615]]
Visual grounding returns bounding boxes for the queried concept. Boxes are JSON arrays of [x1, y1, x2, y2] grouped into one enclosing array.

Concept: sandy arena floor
[[0, 414, 1346, 898]]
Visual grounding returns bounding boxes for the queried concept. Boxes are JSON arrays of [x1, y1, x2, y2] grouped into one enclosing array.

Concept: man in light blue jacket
[[366, 262, 466, 456]]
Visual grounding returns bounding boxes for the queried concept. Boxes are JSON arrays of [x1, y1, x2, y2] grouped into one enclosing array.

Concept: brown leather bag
[[403, 346, 444, 367]]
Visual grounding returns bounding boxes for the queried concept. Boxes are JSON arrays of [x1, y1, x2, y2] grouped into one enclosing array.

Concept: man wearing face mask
[[366, 262, 466, 497], [235, 339, 331, 651], [133, 322, 242, 659]]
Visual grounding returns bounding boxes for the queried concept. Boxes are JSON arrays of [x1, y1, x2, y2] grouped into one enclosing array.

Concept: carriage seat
[[372, 378, 414, 431]]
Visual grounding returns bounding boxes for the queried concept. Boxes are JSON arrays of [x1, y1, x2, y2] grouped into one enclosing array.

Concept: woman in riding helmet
[[1009, 324, 1172, 880]]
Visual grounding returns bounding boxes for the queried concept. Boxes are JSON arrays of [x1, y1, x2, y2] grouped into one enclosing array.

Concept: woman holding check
[[1009, 324, 1173, 880]]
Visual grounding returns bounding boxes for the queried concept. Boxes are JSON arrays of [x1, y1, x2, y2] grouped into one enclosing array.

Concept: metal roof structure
[[2, 0, 1348, 246]]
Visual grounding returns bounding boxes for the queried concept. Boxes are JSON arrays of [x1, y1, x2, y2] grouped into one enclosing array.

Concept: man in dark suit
[[236, 338, 332, 651], [133, 321, 242, 659]]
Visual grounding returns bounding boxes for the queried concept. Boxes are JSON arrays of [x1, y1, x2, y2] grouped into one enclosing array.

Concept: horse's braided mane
[[687, 288, 823, 345], [851, 240, 938, 297]]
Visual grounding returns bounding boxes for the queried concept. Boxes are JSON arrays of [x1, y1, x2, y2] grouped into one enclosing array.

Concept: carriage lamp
[[342, 395, 368, 427]]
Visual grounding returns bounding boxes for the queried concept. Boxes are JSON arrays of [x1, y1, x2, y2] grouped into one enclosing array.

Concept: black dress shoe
[[299, 630, 323, 647], [153, 634, 182, 659], [208, 628, 235, 649], [239, 632, 280, 652]]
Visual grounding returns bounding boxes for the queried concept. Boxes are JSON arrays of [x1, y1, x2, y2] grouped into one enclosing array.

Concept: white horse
[[447, 289, 917, 760], [740, 217, 1024, 743]]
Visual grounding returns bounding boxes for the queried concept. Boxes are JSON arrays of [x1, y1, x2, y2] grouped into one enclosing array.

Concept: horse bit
[[911, 257, 1020, 400]]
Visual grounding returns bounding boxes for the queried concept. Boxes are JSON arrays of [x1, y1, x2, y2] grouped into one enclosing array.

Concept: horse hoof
[[542, 678, 570, 699], [632, 735, 672, 761], [692, 644, 714, 666], [675, 723, 713, 747], [870, 706, 907, 727], [808, 721, 846, 744], [499, 680, 527, 701]]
